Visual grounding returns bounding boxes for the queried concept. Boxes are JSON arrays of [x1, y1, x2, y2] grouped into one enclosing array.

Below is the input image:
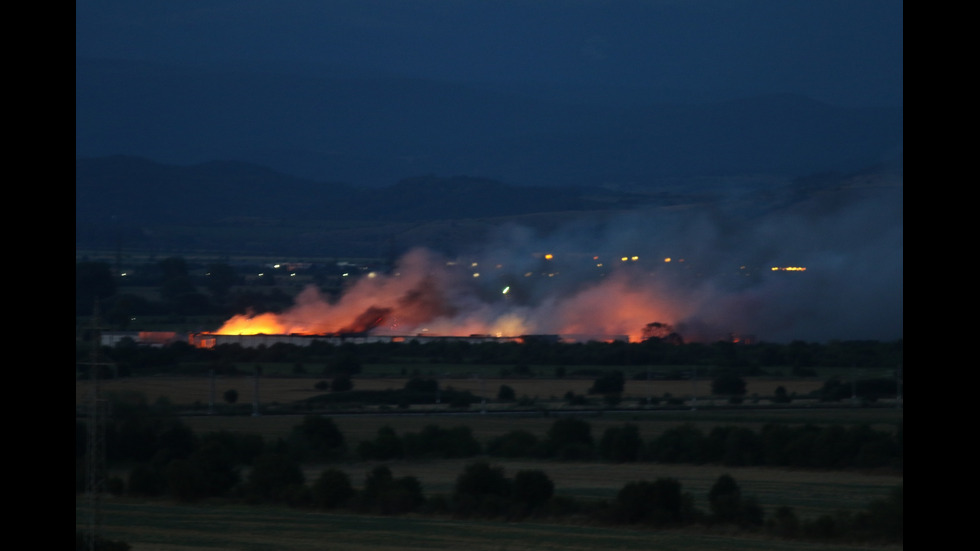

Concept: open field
[[79, 371, 902, 550], [77, 498, 900, 551]]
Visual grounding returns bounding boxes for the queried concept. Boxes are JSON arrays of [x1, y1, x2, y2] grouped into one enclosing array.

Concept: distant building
[[100, 331, 184, 347]]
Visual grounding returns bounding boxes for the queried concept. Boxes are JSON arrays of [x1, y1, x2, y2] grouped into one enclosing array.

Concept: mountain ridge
[[75, 154, 901, 258]]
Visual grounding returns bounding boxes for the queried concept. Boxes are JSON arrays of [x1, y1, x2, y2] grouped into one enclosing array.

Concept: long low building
[[187, 332, 526, 348], [101, 331, 627, 349], [100, 331, 185, 347]]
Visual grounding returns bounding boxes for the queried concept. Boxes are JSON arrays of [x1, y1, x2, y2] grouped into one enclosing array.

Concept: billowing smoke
[[218, 177, 903, 343]]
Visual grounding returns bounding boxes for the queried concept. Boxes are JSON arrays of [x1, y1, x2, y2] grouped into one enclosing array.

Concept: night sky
[[75, 0, 903, 106], [76, 1, 902, 108], [76, 1, 903, 343]]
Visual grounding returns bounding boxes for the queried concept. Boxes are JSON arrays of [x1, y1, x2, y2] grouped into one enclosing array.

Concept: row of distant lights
[[256, 264, 299, 278], [463, 254, 688, 279], [240, 258, 804, 281]]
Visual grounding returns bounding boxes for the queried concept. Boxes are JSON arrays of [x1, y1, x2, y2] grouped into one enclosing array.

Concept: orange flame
[[216, 312, 287, 335], [206, 248, 691, 342]]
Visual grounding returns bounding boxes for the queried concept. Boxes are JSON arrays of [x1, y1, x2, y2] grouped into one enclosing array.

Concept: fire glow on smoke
[[212, 248, 686, 342], [209, 181, 903, 345]]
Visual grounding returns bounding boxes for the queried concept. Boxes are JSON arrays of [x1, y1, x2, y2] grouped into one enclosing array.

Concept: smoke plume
[[218, 177, 902, 343]]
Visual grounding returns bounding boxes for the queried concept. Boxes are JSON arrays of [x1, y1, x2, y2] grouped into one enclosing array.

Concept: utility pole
[[83, 303, 111, 551]]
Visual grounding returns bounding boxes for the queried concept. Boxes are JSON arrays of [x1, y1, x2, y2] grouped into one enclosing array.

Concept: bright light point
[[621, 257, 628, 262], [631, 256, 639, 261], [290, 273, 296, 277], [473, 272, 480, 278], [596, 263, 603, 268], [544, 253, 554, 260], [502, 286, 510, 294], [471, 262, 479, 267], [342, 272, 349, 277], [367, 272, 377, 278], [664, 257, 671, 263], [274, 264, 281, 269]]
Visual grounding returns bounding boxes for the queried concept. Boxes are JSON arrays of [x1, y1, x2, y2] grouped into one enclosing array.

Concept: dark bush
[[486, 430, 541, 458], [246, 452, 304, 502], [312, 468, 355, 509], [614, 478, 685, 526]]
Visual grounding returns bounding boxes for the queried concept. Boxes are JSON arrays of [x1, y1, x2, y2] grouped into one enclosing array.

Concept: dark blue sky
[[75, 1, 903, 342], [76, 0, 902, 108]]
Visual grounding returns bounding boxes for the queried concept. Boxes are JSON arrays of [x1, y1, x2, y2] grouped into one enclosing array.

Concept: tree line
[[77, 406, 902, 545], [83, 336, 902, 383]]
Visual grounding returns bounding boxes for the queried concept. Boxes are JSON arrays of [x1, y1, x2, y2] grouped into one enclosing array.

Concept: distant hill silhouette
[[75, 156, 677, 256], [75, 155, 901, 258]]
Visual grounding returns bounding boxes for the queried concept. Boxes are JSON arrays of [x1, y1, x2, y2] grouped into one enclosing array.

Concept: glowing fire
[[217, 312, 287, 335], [206, 248, 688, 343]]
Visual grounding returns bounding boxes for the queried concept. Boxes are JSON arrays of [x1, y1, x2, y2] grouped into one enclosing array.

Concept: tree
[[546, 418, 594, 459], [246, 452, 304, 502], [768, 506, 801, 538], [401, 425, 480, 458], [615, 478, 685, 526], [453, 461, 511, 517], [772, 385, 792, 403], [287, 415, 345, 461], [486, 430, 540, 458], [223, 388, 239, 404], [360, 465, 424, 514], [358, 426, 403, 460], [588, 371, 625, 395], [497, 384, 516, 401], [708, 474, 742, 523], [186, 439, 241, 497], [707, 474, 761, 526], [311, 468, 354, 509], [454, 461, 510, 499], [511, 470, 554, 511], [711, 371, 747, 398], [599, 424, 642, 462], [165, 458, 208, 502]]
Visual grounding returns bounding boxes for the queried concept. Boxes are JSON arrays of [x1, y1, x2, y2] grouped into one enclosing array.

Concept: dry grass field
[[80, 490, 903, 551], [77, 497, 901, 551]]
